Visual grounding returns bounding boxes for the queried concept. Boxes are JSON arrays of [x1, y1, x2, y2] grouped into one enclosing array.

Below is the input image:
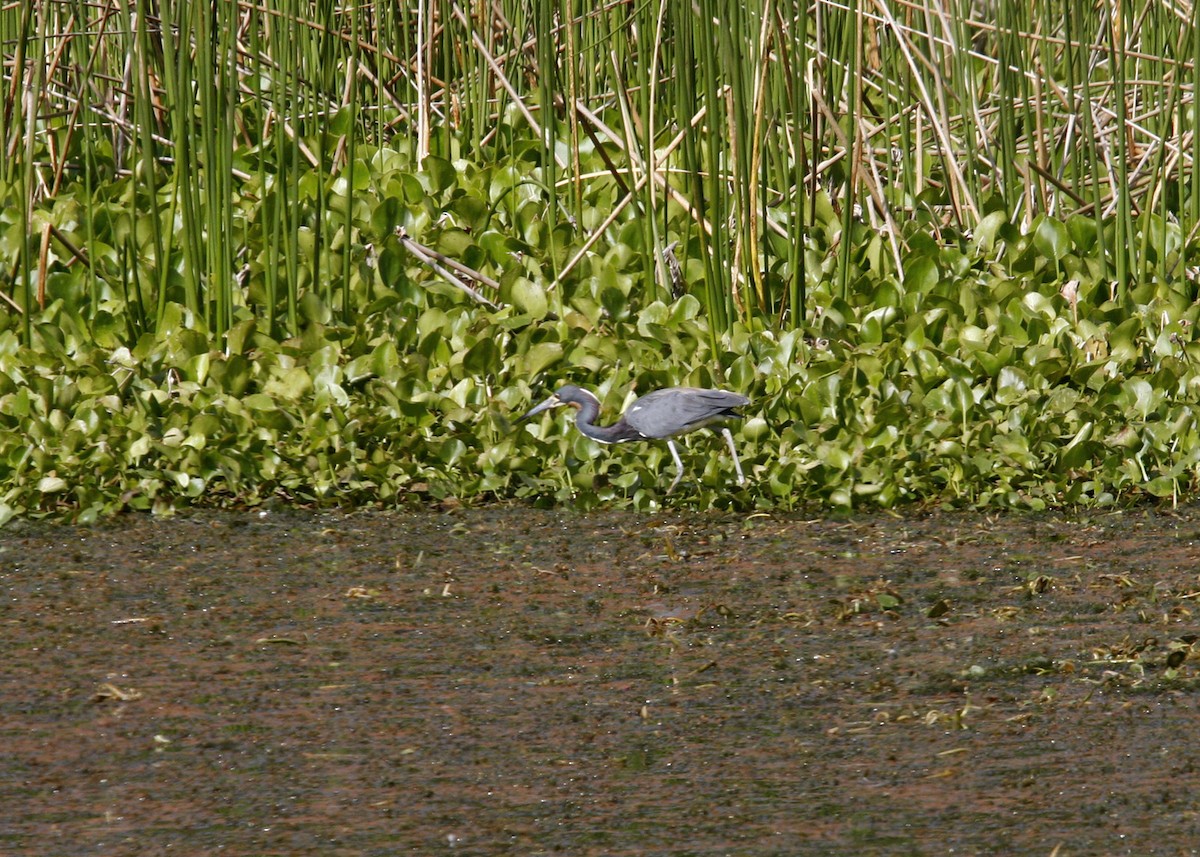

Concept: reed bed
[[3, 0, 1198, 339]]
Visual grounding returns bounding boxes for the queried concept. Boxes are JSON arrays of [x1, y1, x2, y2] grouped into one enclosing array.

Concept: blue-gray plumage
[[522, 384, 749, 493]]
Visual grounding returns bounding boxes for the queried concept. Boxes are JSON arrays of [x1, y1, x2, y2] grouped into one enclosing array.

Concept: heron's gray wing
[[624, 388, 748, 438]]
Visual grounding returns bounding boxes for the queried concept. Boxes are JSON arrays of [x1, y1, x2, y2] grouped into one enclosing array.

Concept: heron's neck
[[575, 404, 641, 444]]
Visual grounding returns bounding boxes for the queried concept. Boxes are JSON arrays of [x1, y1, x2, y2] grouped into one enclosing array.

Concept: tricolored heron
[[522, 384, 749, 494]]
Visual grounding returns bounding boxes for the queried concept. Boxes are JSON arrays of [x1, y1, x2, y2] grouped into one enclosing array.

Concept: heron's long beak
[[521, 394, 564, 420]]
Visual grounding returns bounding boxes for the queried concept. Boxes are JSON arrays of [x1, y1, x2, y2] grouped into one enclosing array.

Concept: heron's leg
[[721, 427, 746, 485], [665, 440, 685, 494]]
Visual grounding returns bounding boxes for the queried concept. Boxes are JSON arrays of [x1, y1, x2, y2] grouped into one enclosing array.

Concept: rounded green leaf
[[423, 155, 458, 195], [511, 278, 548, 319], [1033, 215, 1071, 262], [463, 338, 501, 374], [523, 342, 563, 377]]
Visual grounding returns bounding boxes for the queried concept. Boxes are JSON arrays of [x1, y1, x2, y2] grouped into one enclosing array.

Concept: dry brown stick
[[396, 230, 500, 310]]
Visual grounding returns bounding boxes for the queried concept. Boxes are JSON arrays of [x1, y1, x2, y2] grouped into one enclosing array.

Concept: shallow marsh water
[[3, 506, 1200, 855]]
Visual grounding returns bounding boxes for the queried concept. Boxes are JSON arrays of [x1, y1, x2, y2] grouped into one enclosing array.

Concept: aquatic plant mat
[[4, 506, 1199, 854]]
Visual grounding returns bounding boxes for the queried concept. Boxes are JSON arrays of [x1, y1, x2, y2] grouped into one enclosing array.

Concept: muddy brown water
[[3, 505, 1200, 855]]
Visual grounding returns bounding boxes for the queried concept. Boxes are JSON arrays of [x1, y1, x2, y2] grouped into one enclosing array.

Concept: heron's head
[[521, 384, 592, 419]]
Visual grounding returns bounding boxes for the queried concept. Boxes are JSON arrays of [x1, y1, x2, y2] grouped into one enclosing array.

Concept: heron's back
[[624, 387, 749, 439]]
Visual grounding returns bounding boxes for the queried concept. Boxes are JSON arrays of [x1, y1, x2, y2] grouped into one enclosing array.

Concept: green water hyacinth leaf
[[1059, 422, 1097, 470], [38, 476, 68, 494], [225, 319, 255, 356], [1021, 292, 1056, 318], [903, 256, 939, 293], [371, 198, 408, 236], [422, 156, 458, 196], [510, 278, 548, 319], [1109, 318, 1142, 362], [463, 338, 501, 374], [972, 211, 1008, 255], [1066, 215, 1099, 252], [398, 173, 426, 205], [478, 230, 524, 266], [636, 302, 670, 340], [860, 307, 899, 345], [1143, 476, 1179, 498], [185, 352, 212, 385], [1033, 216, 1071, 262], [436, 228, 474, 257], [449, 195, 489, 233], [263, 367, 312, 401], [742, 417, 769, 442], [1123, 379, 1158, 420], [523, 342, 563, 378]]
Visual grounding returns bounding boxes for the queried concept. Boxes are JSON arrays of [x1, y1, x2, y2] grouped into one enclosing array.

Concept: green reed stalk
[[890, 6, 916, 217], [1193, 1, 1200, 228], [276, 0, 301, 333], [836, 0, 859, 302], [787, 0, 808, 326], [159, 0, 202, 319], [1060, 2, 1083, 205], [17, 3, 42, 342], [995, 3, 1021, 216], [1, 2, 34, 191], [1138, 3, 1180, 288], [1108, 6, 1131, 301], [66, 0, 100, 326], [946, 1, 980, 212], [307, 1, 330, 314], [1012, 4, 1045, 215], [130, 0, 166, 338], [457, 1, 478, 154], [535, 0, 559, 279], [1078, 22, 1109, 284], [208, 0, 236, 334], [692, 0, 733, 328], [342, 4, 359, 323], [243, 4, 274, 336], [673, 0, 720, 338]]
